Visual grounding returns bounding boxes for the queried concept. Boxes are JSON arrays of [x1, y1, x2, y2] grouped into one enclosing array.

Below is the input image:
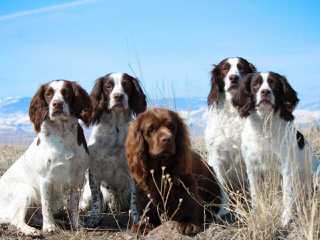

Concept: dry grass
[[0, 144, 26, 175], [0, 126, 319, 240], [194, 126, 320, 240]]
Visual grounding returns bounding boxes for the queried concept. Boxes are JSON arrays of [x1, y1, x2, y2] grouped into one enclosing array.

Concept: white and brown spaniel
[[0, 80, 91, 235], [80, 73, 146, 225], [204, 57, 256, 217], [232, 72, 319, 226]]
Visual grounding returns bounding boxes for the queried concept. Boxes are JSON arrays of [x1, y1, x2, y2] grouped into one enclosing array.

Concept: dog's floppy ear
[[71, 82, 92, 126], [277, 74, 299, 121], [171, 111, 193, 175], [232, 73, 255, 118], [90, 77, 108, 124], [29, 84, 48, 133], [126, 74, 147, 116], [125, 117, 148, 185], [207, 64, 224, 107], [248, 61, 257, 73]]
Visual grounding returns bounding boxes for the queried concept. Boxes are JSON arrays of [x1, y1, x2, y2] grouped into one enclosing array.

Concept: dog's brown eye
[[45, 90, 53, 97], [167, 124, 175, 131], [222, 64, 229, 71], [61, 89, 71, 98], [251, 80, 261, 91], [253, 79, 260, 86], [105, 81, 113, 90], [147, 125, 157, 135], [122, 80, 130, 91]]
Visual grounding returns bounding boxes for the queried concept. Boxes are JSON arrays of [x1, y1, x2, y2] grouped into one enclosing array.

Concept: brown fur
[[124, 73, 147, 116], [126, 108, 221, 234], [69, 82, 92, 126], [191, 151, 221, 212], [77, 123, 89, 154], [29, 84, 49, 133], [90, 76, 108, 124]]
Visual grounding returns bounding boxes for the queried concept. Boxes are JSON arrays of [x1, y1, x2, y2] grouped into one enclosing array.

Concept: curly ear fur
[[71, 82, 92, 126], [126, 74, 147, 116], [276, 73, 299, 121], [125, 119, 148, 187], [29, 85, 48, 133], [170, 111, 193, 175], [207, 65, 224, 107], [90, 77, 108, 124], [232, 73, 255, 118]]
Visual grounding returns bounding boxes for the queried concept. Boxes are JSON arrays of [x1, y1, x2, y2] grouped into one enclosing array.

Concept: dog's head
[[207, 57, 256, 106], [90, 73, 146, 124], [29, 80, 92, 132], [126, 108, 193, 177], [232, 72, 299, 121]]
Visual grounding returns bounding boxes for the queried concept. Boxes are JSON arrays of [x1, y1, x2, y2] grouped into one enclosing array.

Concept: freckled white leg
[[242, 147, 261, 213], [79, 175, 91, 211], [129, 179, 140, 224], [40, 177, 57, 233], [208, 149, 230, 216], [68, 186, 81, 230], [11, 189, 41, 236], [247, 169, 259, 211], [313, 159, 320, 187], [86, 170, 104, 227], [281, 162, 294, 226]]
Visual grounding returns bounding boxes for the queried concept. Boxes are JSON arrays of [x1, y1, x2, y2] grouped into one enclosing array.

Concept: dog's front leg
[[247, 167, 260, 211], [68, 186, 81, 231], [86, 169, 104, 227], [207, 147, 230, 217], [40, 177, 58, 233], [281, 159, 295, 227], [242, 148, 261, 212], [129, 178, 140, 225]]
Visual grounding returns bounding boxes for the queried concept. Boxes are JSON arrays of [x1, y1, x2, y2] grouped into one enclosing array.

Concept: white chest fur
[[36, 120, 88, 185]]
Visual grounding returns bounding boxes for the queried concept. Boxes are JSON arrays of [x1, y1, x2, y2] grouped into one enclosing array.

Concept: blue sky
[[0, 0, 319, 104]]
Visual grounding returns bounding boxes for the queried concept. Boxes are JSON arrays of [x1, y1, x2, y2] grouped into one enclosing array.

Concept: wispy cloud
[[0, 0, 100, 22]]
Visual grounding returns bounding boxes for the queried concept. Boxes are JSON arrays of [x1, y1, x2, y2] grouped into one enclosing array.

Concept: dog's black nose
[[114, 94, 124, 102], [160, 135, 172, 144], [52, 100, 63, 110], [261, 89, 271, 96], [229, 74, 239, 84]]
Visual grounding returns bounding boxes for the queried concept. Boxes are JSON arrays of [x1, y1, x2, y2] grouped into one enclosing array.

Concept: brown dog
[[125, 108, 221, 234]]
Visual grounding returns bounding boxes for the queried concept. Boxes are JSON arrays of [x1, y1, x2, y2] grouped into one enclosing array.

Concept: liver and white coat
[[0, 80, 91, 235], [204, 57, 256, 216], [80, 73, 146, 225], [233, 72, 319, 226]]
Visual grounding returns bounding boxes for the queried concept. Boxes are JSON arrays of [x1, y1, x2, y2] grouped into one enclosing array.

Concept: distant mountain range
[[0, 96, 319, 144]]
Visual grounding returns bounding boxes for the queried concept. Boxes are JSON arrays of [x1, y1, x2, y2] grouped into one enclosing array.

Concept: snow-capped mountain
[[0, 96, 319, 144]]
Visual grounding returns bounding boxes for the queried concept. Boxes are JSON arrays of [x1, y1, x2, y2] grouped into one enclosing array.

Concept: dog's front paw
[[281, 212, 293, 228], [176, 222, 200, 235], [43, 223, 58, 234], [18, 225, 42, 236], [82, 212, 102, 228]]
